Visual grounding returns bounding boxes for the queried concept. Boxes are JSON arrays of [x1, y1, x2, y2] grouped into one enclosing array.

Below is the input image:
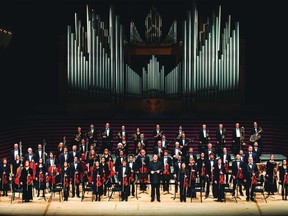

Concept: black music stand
[[162, 174, 174, 195], [137, 173, 149, 195]]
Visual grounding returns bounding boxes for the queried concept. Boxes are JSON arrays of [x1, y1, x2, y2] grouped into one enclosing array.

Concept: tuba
[[249, 127, 263, 142]]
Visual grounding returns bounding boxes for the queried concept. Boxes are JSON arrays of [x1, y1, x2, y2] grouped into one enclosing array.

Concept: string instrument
[[74, 171, 80, 185], [201, 163, 206, 177], [123, 176, 129, 186], [65, 175, 69, 188], [3, 172, 8, 185], [87, 165, 93, 183], [139, 159, 148, 183], [154, 130, 163, 139], [27, 169, 33, 185], [39, 172, 44, 183], [107, 159, 115, 178], [184, 175, 189, 187], [130, 172, 134, 182], [252, 174, 258, 185], [96, 174, 102, 187], [285, 173, 288, 185], [163, 164, 170, 175], [191, 170, 196, 181], [219, 174, 225, 184], [80, 160, 87, 179], [237, 168, 243, 179], [29, 161, 37, 180], [225, 163, 229, 173], [14, 165, 23, 185], [47, 165, 58, 185]]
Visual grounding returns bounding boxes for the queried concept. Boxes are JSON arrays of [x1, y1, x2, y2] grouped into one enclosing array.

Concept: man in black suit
[[160, 150, 173, 192], [231, 154, 245, 197], [128, 155, 136, 196], [243, 156, 259, 201], [215, 123, 226, 155], [153, 140, 165, 159], [86, 123, 97, 146], [117, 125, 129, 143], [101, 122, 113, 153], [160, 134, 170, 150], [204, 143, 216, 159], [243, 145, 258, 165], [198, 124, 210, 152], [148, 154, 163, 202], [117, 160, 131, 201], [10, 143, 20, 164], [70, 156, 82, 198], [232, 123, 242, 156], [205, 152, 216, 199], [252, 142, 262, 163], [153, 124, 163, 146], [219, 147, 232, 184], [250, 121, 263, 149], [138, 133, 148, 152], [69, 145, 80, 162], [59, 146, 70, 168], [135, 149, 150, 191], [34, 143, 46, 164], [175, 125, 185, 142], [178, 133, 191, 156], [24, 147, 37, 163], [185, 147, 197, 166]]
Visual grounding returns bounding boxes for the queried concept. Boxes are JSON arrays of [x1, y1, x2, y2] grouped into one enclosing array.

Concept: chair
[[190, 182, 203, 202], [81, 182, 94, 202], [108, 184, 122, 201], [224, 183, 237, 203], [10, 187, 24, 203], [49, 183, 63, 202], [253, 175, 267, 203]]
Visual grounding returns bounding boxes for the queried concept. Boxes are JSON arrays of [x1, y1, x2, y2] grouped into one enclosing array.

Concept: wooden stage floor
[[1, 185, 287, 216]]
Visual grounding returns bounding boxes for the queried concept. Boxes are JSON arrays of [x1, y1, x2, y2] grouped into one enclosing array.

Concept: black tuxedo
[[185, 153, 197, 165], [34, 149, 45, 164], [252, 147, 262, 162], [198, 129, 210, 151], [117, 165, 131, 201], [70, 161, 82, 197], [243, 152, 258, 164], [204, 148, 216, 159], [148, 160, 163, 201], [10, 149, 20, 163], [216, 128, 226, 154], [232, 128, 241, 155], [178, 138, 190, 156], [59, 152, 71, 167], [101, 128, 113, 152], [153, 129, 163, 145], [243, 162, 259, 200], [86, 129, 97, 145], [213, 164, 226, 200], [153, 146, 164, 158], [69, 150, 80, 161], [24, 153, 37, 163]]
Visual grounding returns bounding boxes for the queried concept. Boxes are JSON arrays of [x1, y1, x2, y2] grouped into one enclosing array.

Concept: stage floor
[[1, 185, 287, 216]]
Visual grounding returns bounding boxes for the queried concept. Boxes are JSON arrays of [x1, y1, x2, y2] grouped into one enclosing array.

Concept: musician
[[0, 158, 10, 196], [171, 141, 183, 164], [138, 133, 148, 151], [61, 161, 71, 201], [216, 123, 226, 155], [128, 155, 136, 196], [153, 140, 164, 159], [214, 158, 226, 202], [56, 142, 64, 162], [232, 123, 242, 156], [252, 142, 262, 163], [100, 123, 113, 153], [102, 148, 114, 184], [178, 133, 191, 156], [100, 156, 110, 196], [45, 151, 59, 190], [35, 143, 46, 164], [231, 154, 245, 197], [173, 155, 183, 194], [135, 141, 143, 156], [243, 156, 259, 201], [135, 149, 150, 191], [78, 138, 88, 161], [118, 160, 131, 201], [74, 126, 84, 146], [239, 149, 245, 162], [161, 150, 172, 192], [148, 154, 163, 202], [185, 147, 197, 166], [10, 154, 22, 189], [70, 156, 82, 198], [115, 149, 127, 174], [86, 145, 100, 167], [198, 124, 210, 152], [10, 143, 20, 163], [86, 123, 97, 146], [279, 159, 288, 200], [24, 147, 37, 163], [92, 161, 104, 201], [205, 152, 217, 199], [117, 125, 129, 142], [250, 121, 263, 148], [132, 127, 141, 146], [176, 125, 184, 142], [265, 154, 278, 196], [186, 157, 197, 199], [160, 134, 170, 150], [59, 146, 71, 168], [204, 143, 216, 159], [35, 158, 47, 198], [69, 145, 80, 161], [178, 162, 188, 202], [197, 152, 206, 190], [219, 147, 232, 184], [20, 160, 33, 202], [119, 136, 129, 156], [153, 124, 163, 146], [243, 145, 258, 165]]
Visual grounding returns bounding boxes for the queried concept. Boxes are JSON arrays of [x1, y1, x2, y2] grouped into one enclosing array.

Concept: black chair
[[190, 182, 203, 202], [49, 183, 63, 202], [254, 175, 267, 203], [81, 182, 94, 202], [10, 187, 24, 203], [224, 183, 237, 203], [108, 184, 122, 201]]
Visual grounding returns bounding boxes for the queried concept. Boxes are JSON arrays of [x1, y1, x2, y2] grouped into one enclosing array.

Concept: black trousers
[[151, 183, 160, 200], [245, 180, 256, 199]]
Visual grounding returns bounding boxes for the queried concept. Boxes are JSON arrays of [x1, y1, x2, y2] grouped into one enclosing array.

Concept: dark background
[[0, 0, 286, 120]]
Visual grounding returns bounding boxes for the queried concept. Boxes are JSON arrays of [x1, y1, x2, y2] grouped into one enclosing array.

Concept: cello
[[139, 157, 148, 184]]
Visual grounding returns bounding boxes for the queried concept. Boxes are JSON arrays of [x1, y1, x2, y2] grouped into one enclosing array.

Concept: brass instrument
[[240, 127, 246, 147], [75, 133, 81, 142], [43, 139, 46, 163], [206, 129, 210, 140], [154, 130, 163, 139], [221, 129, 226, 143], [87, 130, 93, 139], [249, 127, 263, 142]]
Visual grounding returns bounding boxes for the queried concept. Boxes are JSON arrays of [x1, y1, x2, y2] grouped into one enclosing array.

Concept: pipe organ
[[66, 3, 241, 109]]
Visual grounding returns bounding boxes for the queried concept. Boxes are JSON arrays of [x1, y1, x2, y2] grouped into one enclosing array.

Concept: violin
[[185, 176, 189, 187], [225, 163, 229, 173], [191, 170, 196, 181], [163, 164, 170, 175], [3, 173, 8, 185], [285, 173, 288, 185], [65, 176, 69, 188], [201, 163, 206, 176], [123, 176, 129, 186], [39, 172, 44, 183], [130, 172, 134, 182], [238, 168, 243, 179], [96, 175, 102, 187], [87, 166, 93, 183], [75, 172, 80, 184], [252, 175, 258, 185], [219, 174, 225, 184]]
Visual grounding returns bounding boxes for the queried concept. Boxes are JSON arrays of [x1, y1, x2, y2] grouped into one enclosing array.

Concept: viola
[[163, 164, 170, 175], [191, 170, 196, 181], [238, 168, 243, 179], [201, 166, 206, 177], [65, 176, 69, 188], [75, 172, 80, 184], [285, 173, 288, 184], [130, 172, 134, 182], [139, 165, 148, 183], [96, 175, 102, 187], [3, 174, 8, 185], [252, 175, 257, 185], [27, 174, 33, 185], [39, 172, 44, 183], [123, 176, 129, 186], [225, 163, 229, 173], [185, 176, 189, 187], [219, 174, 225, 184]]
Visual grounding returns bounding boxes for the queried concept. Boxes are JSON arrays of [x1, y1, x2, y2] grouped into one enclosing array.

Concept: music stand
[[137, 173, 149, 195], [162, 174, 174, 195]]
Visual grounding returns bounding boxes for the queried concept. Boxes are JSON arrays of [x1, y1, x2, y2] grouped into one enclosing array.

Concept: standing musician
[[92, 161, 104, 201], [128, 155, 136, 196], [243, 156, 259, 202], [45, 151, 60, 191], [160, 134, 170, 151], [250, 121, 263, 148], [216, 123, 226, 155], [114, 142, 124, 158], [186, 157, 197, 199], [204, 143, 216, 159], [61, 161, 71, 201], [34, 143, 46, 164], [198, 124, 210, 152], [103, 148, 115, 185], [117, 125, 129, 143], [135, 149, 150, 192], [148, 154, 163, 202], [178, 133, 192, 156], [99, 156, 110, 196], [79, 138, 88, 161], [173, 155, 183, 195], [171, 141, 183, 164], [185, 147, 197, 166], [20, 160, 33, 202], [70, 156, 82, 198], [118, 160, 131, 201], [214, 158, 226, 202], [35, 158, 47, 198], [56, 142, 64, 162], [0, 158, 10, 196], [69, 145, 80, 161], [138, 133, 148, 151], [131, 127, 141, 146], [231, 154, 245, 197], [86, 145, 99, 168], [244, 145, 258, 165], [74, 126, 84, 146], [153, 124, 163, 146], [265, 154, 278, 196], [178, 162, 188, 202], [252, 142, 262, 163], [10, 143, 20, 163], [115, 149, 127, 175], [175, 125, 185, 142], [153, 140, 165, 159], [24, 147, 37, 164], [219, 147, 232, 184], [119, 136, 129, 156], [232, 123, 243, 156], [161, 150, 173, 193], [279, 159, 288, 200], [10, 154, 22, 189], [197, 152, 206, 192], [86, 124, 97, 147], [59, 146, 71, 168], [205, 152, 216, 199], [101, 122, 113, 154]]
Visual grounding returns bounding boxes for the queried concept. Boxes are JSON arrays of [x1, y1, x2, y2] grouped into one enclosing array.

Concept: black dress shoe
[[240, 193, 244, 196], [246, 198, 249, 201], [151, 199, 154, 202], [157, 199, 161, 202]]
